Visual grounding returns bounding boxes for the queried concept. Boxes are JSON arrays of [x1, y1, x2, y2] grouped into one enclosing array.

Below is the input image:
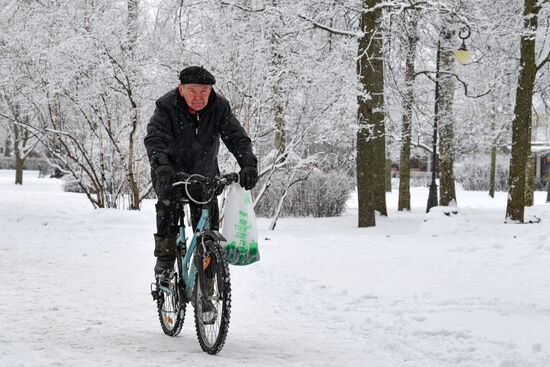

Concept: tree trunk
[[126, 0, 141, 210], [269, 169, 296, 231], [385, 155, 391, 192], [438, 25, 457, 207], [489, 144, 497, 198], [127, 0, 138, 55], [4, 137, 11, 157], [506, 0, 540, 222], [489, 101, 497, 198], [15, 155, 24, 185], [357, 0, 386, 227], [128, 96, 141, 210], [271, 0, 285, 156], [13, 121, 23, 185], [525, 121, 534, 206], [525, 154, 534, 206], [398, 14, 417, 211]]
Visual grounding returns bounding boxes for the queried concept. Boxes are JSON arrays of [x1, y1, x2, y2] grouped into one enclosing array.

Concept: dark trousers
[[155, 196, 219, 238]]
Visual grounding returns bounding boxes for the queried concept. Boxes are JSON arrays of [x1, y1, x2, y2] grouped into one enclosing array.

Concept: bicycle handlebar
[[173, 172, 239, 186], [172, 172, 239, 205]]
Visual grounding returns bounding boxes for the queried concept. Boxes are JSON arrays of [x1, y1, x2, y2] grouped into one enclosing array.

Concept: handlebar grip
[[223, 173, 239, 184]]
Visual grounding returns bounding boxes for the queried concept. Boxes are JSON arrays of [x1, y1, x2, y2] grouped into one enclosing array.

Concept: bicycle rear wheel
[[194, 240, 231, 354], [157, 267, 186, 336]]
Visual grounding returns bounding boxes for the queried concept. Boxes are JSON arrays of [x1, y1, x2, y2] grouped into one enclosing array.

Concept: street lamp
[[426, 25, 472, 213], [454, 25, 472, 65]]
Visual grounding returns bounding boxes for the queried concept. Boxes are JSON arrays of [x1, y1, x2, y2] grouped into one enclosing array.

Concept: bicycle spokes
[[156, 268, 186, 337], [194, 241, 231, 354]]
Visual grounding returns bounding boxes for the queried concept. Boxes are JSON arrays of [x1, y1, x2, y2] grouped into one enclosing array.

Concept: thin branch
[[415, 70, 492, 98], [537, 50, 550, 72], [298, 14, 362, 38], [220, 1, 265, 12]]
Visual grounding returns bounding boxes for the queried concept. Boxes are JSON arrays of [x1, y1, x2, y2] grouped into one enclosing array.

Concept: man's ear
[[178, 84, 184, 97]]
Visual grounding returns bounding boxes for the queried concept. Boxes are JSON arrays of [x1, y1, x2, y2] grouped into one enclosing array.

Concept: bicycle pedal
[[151, 290, 160, 301], [150, 283, 160, 301]]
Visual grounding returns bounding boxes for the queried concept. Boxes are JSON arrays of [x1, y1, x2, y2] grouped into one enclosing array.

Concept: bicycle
[[150, 172, 238, 354]]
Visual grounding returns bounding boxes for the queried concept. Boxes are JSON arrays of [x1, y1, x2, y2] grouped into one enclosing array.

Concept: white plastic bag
[[221, 183, 260, 265]]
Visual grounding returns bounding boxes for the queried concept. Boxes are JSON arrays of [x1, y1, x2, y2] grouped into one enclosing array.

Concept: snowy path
[[1, 171, 550, 367]]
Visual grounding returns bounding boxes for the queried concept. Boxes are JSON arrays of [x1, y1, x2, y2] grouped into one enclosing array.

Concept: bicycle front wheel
[[194, 240, 231, 354], [157, 268, 186, 336]]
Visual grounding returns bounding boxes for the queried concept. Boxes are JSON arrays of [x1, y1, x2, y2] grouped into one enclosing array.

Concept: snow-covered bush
[[409, 171, 432, 188], [254, 169, 353, 218], [455, 160, 509, 191], [62, 177, 95, 194]]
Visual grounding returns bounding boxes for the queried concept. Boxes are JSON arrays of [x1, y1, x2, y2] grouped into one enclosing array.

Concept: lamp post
[[426, 25, 472, 213], [426, 41, 441, 213]]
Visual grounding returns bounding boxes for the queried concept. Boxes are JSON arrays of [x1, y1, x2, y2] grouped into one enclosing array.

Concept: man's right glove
[[239, 165, 258, 190], [155, 165, 176, 199]]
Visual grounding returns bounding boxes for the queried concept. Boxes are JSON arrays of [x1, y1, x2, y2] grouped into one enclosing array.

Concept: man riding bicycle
[[144, 66, 258, 280]]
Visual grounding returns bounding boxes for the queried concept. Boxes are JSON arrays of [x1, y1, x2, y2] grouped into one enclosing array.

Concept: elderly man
[[144, 66, 258, 278]]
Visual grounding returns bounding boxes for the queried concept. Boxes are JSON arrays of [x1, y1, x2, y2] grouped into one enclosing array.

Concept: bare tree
[[506, 0, 543, 222], [398, 12, 418, 211]]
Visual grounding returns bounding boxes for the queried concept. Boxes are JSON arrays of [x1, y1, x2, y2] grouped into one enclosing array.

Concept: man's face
[[180, 83, 212, 111]]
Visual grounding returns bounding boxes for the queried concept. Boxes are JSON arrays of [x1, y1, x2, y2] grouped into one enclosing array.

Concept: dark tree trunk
[[438, 25, 457, 207], [506, 0, 540, 222], [13, 120, 26, 185], [271, 0, 285, 156], [126, 0, 141, 210], [15, 155, 24, 185], [356, 0, 386, 227], [398, 14, 417, 211]]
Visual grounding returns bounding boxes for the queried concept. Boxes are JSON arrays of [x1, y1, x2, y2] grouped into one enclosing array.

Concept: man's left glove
[[155, 165, 176, 199], [239, 165, 258, 190]]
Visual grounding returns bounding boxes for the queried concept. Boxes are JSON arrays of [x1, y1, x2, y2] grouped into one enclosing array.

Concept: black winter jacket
[[144, 88, 257, 179]]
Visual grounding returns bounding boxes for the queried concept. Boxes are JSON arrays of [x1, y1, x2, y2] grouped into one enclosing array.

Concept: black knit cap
[[179, 66, 216, 85]]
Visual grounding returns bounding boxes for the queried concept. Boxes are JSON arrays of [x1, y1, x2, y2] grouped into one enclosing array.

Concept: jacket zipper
[[195, 113, 199, 135]]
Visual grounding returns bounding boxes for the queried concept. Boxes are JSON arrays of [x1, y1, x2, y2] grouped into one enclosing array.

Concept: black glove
[[154, 165, 176, 199], [239, 165, 258, 190]]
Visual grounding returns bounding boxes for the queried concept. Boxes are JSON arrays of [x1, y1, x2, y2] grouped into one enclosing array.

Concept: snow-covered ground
[[1, 170, 549, 367]]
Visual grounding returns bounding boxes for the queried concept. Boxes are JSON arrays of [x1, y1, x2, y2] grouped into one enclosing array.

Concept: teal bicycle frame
[[157, 206, 211, 300]]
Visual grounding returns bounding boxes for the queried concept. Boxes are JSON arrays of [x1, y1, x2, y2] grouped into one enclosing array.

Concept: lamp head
[[454, 40, 472, 65]]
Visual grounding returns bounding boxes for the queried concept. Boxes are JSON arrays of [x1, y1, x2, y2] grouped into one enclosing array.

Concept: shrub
[[254, 169, 353, 218], [454, 160, 509, 191]]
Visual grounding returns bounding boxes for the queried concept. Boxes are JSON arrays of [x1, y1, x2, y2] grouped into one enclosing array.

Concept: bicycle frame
[[157, 205, 210, 301], [179, 207, 210, 300]]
